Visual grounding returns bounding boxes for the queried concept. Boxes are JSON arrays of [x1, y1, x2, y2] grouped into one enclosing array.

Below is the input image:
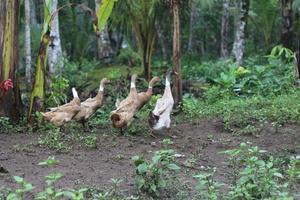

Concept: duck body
[[111, 75, 160, 129], [41, 88, 81, 126], [149, 69, 176, 130], [74, 78, 109, 124]]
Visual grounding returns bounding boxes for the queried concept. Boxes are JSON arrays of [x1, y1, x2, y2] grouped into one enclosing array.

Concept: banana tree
[[0, 0, 22, 122], [28, 0, 117, 123]]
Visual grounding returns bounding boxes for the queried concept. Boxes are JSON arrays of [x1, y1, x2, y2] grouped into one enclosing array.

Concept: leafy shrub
[[46, 75, 70, 107], [117, 47, 141, 66], [132, 149, 180, 196], [194, 143, 299, 200], [193, 168, 223, 200]]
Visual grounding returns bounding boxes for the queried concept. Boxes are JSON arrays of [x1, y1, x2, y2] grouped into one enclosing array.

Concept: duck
[[41, 87, 81, 126], [110, 74, 160, 132], [73, 78, 110, 127], [149, 69, 177, 135]]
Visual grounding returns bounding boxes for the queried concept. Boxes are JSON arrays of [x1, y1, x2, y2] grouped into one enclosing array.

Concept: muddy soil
[[0, 120, 299, 198]]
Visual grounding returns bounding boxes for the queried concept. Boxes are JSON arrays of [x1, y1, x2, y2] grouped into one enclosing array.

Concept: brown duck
[[110, 74, 160, 131], [41, 88, 81, 126], [73, 78, 110, 127]]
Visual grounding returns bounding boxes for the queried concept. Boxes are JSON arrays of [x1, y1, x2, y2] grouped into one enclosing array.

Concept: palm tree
[[111, 0, 160, 81]]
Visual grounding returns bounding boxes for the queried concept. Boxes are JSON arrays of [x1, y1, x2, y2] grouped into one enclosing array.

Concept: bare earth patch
[[0, 120, 299, 198]]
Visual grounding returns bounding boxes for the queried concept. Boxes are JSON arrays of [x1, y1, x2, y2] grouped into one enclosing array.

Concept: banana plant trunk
[[220, 0, 230, 58], [281, 0, 293, 49], [0, 0, 22, 122], [172, 0, 182, 106], [232, 0, 250, 66], [28, 0, 52, 123]]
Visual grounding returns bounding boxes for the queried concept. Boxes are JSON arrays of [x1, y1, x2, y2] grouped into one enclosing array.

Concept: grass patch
[[182, 90, 300, 134]]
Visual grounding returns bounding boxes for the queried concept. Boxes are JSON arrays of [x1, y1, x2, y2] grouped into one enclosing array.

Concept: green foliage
[[132, 149, 180, 196], [38, 156, 60, 166], [46, 76, 70, 107], [117, 47, 141, 66], [38, 128, 71, 152], [96, 0, 117, 32], [223, 143, 294, 199], [6, 176, 34, 200], [182, 90, 300, 134], [193, 143, 300, 199], [193, 168, 223, 200]]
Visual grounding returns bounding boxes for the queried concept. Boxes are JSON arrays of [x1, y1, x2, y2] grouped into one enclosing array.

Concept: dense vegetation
[[0, 0, 300, 199]]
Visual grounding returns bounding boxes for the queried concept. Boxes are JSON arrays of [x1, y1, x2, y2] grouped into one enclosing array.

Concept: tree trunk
[[188, 0, 197, 52], [0, 0, 22, 122], [25, 0, 31, 86], [232, 0, 250, 66], [30, 0, 38, 26], [281, 0, 293, 49], [220, 0, 230, 58], [95, 0, 112, 59], [155, 22, 167, 61], [172, 1, 182, 106], [48, 0, 62, 74]]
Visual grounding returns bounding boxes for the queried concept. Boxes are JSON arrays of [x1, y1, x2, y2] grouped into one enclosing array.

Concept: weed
[[193, 168, 223, 200], [132, 149, 180, 196], [6, 176, 34, 200], [38, 128, 71, 152]]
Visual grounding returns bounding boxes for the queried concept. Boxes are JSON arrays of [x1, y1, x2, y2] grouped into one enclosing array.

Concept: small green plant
[[223, 143, 293, 199], [81, 134, 97, 148], [38, 156, 60, 166], [62, 188, 88, 200], [132, 149, 180, 196], [6, 176, 34, 200], [35, 172, 64, 200], [193, 168, 223, 200], [162, 138, 174, 145]]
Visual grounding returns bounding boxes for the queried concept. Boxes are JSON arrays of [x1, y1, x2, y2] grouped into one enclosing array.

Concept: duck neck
[[97, 82, 105, 97]]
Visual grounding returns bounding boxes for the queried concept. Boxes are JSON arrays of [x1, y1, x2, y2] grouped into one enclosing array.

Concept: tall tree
[[232, 0, 250, 65], [188, 0, 197, 52], [25, 0, 32, 85], [48, 0, 62, 74], [281, 0, 293, 49], [171, 0, 182, 105], [220, 0, 230, 58], [0, 0, 22, 121]]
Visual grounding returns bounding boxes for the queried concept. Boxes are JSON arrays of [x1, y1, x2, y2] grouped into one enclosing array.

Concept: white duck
[[149, 69, 177, 134]]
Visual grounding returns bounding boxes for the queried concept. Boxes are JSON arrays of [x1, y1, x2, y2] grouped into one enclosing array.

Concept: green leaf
[[13, 176, 23, 184], [137, 163, 148, 173], [166, 163, 181, 170], [97, 0, 117, 31]]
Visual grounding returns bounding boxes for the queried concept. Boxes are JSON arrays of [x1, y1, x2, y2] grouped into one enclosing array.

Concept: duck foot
[[149, 129, 157, 138]]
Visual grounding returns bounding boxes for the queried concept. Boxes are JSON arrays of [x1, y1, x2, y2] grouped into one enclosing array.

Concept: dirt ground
[[0, 120, 299, 198]]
